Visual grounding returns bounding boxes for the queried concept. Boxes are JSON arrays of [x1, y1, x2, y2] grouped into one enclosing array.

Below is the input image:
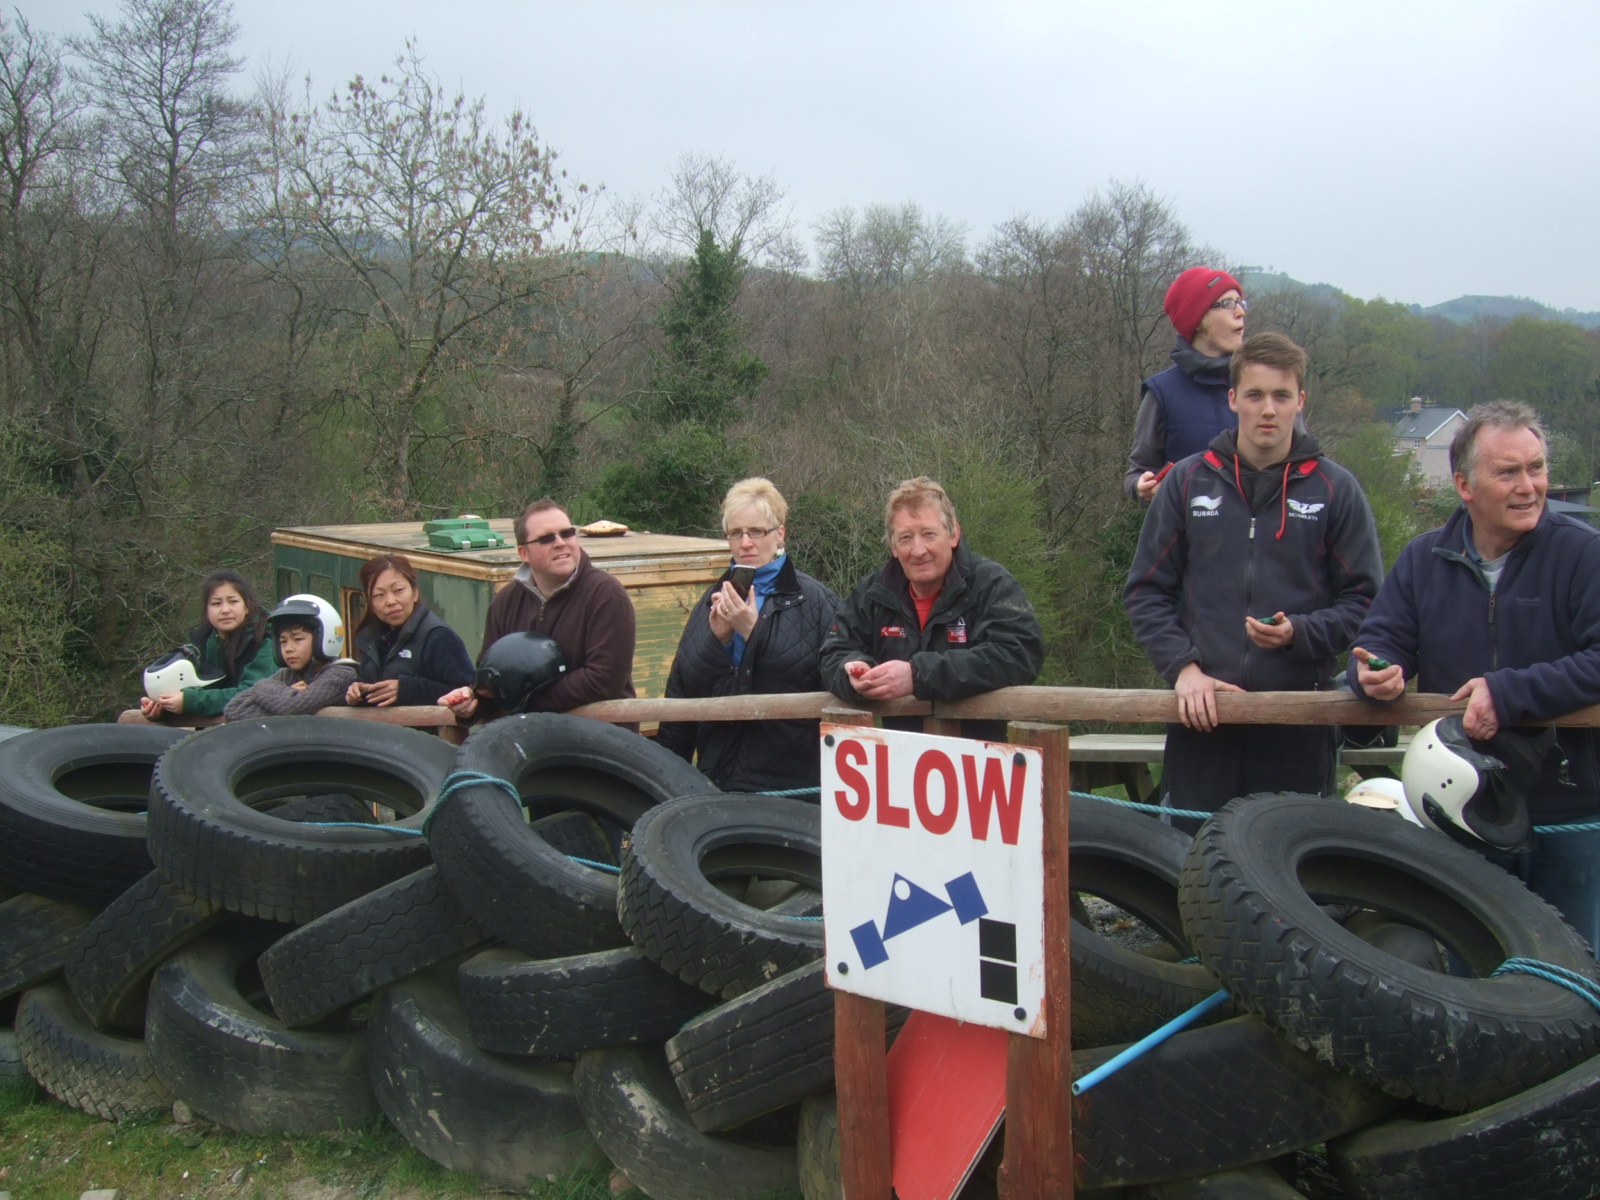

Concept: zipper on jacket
[[1249, 518, 1256, 540], [1488, 592, 1498, 671]]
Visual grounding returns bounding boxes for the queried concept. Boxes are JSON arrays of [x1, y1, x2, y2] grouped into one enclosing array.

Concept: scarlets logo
[[881, 625, 907, 639], [947, 620, 968, 645]]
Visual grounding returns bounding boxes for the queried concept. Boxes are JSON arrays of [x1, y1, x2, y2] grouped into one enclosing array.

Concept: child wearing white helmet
[[222, 595, 359, 721]]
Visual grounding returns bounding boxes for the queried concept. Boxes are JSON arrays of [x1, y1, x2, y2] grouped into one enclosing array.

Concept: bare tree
[[267, 43, 583, 513]]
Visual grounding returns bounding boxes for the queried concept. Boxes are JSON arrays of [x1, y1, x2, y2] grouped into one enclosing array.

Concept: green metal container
[[270, 520, 729, 699]]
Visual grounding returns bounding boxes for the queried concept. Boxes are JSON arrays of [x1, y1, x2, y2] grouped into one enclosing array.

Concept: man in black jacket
[[820, 476, 1045, 737], [1124, 333, 1383, 822]]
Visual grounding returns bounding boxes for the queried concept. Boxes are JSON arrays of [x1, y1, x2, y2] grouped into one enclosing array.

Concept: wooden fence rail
[[121, 687, 1600, 732]]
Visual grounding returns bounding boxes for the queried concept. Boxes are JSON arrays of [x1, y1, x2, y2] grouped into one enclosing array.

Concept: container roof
[[272, 520, 729, 571]]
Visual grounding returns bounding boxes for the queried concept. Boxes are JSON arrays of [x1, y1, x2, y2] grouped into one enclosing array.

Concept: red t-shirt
[[913, 588, 941, 630]]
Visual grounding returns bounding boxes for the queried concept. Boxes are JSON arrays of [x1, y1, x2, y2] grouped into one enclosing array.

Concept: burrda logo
[[1287, 500, 1326, 520], [1190, 495, 1223, 517]]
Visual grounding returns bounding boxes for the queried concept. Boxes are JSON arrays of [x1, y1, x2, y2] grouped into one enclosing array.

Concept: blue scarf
[[729, 554, 786, 667]]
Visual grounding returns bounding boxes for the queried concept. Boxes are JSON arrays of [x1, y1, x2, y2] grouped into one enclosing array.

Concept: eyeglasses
[[520, 526, 578, 546], [1209, 297, 1248, 312], [725, 527, 776, 542]]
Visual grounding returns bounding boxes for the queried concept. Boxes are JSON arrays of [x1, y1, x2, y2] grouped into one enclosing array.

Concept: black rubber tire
[[1135, 1165, 1305, 1198], [14, 982, 173, 1120], [529, 809, 617, 866], [665, 961, 911, 1135], [428, 712, 716, 957], [260, 865, 490, 1027], [0, 1027, 22, 1079], [263, 793, 380, 824], [1068, 801, 1232, 1048], [1328, 1046, 1600, 1199], [148, 717, 454, 923], [619, 794, 823, 998], [797, 1090, 840, 1200], [65, 796, 381, 1034], [145, 927, 378, 1133], [1071, 1015, 1397, 1189], [572, 1043, 799, 1200], [1179, 792, 1600, 1110], [458, 944, 713, 1057], [0, 892, 97, 1001], [0, 724, 187, 907], [369, 970, 600, 1188], [62, 871, 226, 1033]]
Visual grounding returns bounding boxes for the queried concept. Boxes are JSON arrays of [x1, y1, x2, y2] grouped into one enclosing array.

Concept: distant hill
[[1236, 271, 1600, 330], [1418, 294, 1600, 330]]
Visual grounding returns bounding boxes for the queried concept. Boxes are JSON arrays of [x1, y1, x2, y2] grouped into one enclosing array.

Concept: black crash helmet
[[475, 632, 569, 713]]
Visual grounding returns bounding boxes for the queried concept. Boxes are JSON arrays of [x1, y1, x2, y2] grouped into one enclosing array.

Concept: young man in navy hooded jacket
[[1125, 333, 1384, 824]]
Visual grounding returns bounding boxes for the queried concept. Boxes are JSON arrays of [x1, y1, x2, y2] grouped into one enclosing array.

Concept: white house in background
[[1393, 399, 1467, 488]]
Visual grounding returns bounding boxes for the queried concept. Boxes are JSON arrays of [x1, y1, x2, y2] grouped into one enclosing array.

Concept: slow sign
[[821, 724, 1047, 1036]]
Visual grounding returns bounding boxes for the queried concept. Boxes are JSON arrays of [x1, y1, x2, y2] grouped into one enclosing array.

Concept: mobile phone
[[1256, 614, 1281, 625], [728, 565, 757, 600], [1365, 655, 1392, 671]]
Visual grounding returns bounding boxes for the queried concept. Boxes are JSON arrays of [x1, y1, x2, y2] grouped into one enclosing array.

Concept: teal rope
[[299, 821, 421, 834], [569, 856, 620, 875], [419, 770, 524, 838], [1492, 958, 1600, 1013], [420, 771, 620, 874], [1536, 820, 1600, 835], [759, 786, 821, 797], [1071, 790, 1212, 821]]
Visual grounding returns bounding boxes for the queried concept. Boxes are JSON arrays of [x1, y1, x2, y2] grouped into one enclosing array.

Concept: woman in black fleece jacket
[[345, 555, 476, 708], [658, 478, 839, 794]]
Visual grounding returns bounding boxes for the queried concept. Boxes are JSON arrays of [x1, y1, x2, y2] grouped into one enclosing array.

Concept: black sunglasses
[[520, 526, 578, 546]]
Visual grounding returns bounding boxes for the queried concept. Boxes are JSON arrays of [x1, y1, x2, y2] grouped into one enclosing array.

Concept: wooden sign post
[[825, 709, 1072, 1199], [826, 706, 894, 1200], [998, 721, 1073, 1199]]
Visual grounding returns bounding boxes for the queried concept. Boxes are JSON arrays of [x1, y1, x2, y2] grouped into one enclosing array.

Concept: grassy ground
[[0, 1077, 618, 1200]]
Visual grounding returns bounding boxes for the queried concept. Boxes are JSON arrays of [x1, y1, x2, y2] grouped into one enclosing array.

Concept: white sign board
[[820, 724, 1047, 1037]]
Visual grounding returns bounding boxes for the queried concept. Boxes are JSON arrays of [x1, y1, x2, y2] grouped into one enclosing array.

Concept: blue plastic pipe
[[1070, 988, 1230, 1095]]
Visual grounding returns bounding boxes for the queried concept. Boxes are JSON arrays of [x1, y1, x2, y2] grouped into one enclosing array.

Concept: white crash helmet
[[1400, 716, 1552, 852], [267, 594, 345, 666], [143, 645, 224, 701], [1344, 776, 1424, 827]]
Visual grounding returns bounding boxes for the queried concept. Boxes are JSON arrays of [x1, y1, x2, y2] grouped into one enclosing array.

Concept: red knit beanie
[[1164, 267, 1244, 343]]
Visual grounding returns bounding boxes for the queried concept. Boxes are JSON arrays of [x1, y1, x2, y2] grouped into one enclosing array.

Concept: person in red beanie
[[1124, 266, 1248, 502]]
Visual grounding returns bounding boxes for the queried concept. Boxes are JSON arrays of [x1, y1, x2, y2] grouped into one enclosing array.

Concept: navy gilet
[[1142, 364, 1235, 467]]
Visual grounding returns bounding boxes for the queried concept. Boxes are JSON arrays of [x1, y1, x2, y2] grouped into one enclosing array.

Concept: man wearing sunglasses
[[443, 498, 636, 721]]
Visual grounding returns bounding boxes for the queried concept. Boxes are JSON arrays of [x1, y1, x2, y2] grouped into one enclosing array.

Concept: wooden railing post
[[999, 721, 1073, 1199], [825, 705, 894, 1200]]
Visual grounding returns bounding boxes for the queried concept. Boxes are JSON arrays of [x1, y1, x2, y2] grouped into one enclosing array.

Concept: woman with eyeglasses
[[345, 554, 475, 708], [1125, 267, 1249, 503], [658, 478, 840, 794]]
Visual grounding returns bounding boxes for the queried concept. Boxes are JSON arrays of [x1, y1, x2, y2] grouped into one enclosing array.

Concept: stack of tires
[[8, 719, 1600, 1200]]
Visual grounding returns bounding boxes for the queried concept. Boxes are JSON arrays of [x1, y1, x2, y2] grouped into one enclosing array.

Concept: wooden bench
[[1066, 731, 1413, 804]]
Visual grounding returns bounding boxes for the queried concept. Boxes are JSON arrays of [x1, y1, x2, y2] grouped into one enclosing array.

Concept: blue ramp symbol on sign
[[850, 871, 988, 970]]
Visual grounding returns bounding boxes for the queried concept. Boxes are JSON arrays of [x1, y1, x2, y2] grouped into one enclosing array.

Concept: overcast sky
[[20, 0, 1600, 311]]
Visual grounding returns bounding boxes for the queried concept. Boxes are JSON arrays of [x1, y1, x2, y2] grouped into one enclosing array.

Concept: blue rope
[[759, 786, 822, 797], [1491, 958, 1600, 1013], [419, 771, 622, 874], [569, 856, 620, 875], [1070, 790, 1212, 821], [298, 821, 422, 834], [1536, 820, 1600, 835], [419, 770, 524, 838]]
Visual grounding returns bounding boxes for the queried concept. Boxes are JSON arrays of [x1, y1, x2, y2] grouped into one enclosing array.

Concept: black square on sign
[[980, 960, 1018, 1005], [979, 918, 1016, 963]]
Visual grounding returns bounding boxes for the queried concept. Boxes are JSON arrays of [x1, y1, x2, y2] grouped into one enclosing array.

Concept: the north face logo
[[1287, 500, 1325, 519], [1190, 495, 1223, 517]]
